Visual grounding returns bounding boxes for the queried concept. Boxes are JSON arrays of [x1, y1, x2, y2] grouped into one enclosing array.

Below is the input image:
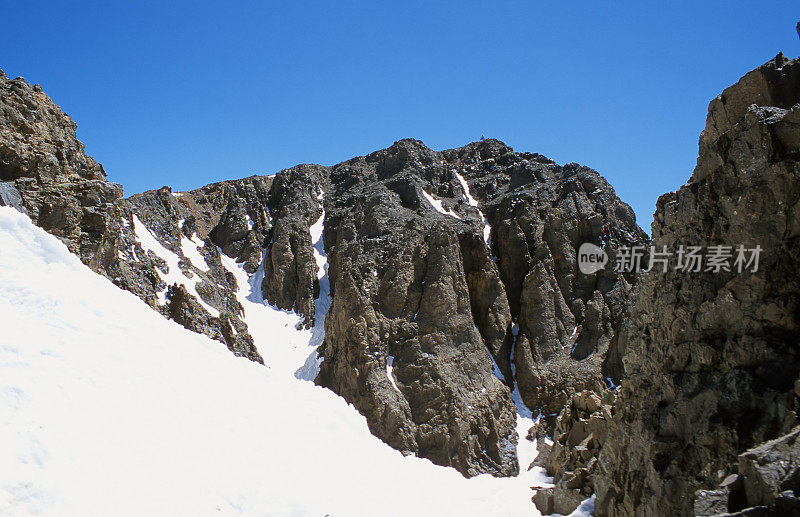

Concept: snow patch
[[131, 214, 219, 318], [421, 189, 462, 220], [309, 207, 326, 281], [386, 355, 401, 393], [219, 190, 330, 382], [180, 234, 210, 273], [507, 322, 554, 495], [455, 171, 491, 244]]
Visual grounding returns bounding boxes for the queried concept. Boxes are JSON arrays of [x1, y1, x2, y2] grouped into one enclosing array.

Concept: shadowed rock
[[261, 164, 329, 326], [444, 140, 646, 416], [595, 53, 800, 517]]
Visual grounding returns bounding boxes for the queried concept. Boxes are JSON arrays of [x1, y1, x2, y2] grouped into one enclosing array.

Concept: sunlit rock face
[[315, 138, 645, 477], [0, 70, 122, 271]]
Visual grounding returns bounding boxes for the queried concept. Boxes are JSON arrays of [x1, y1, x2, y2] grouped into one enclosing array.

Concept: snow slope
[[0, 206, 594, 516]]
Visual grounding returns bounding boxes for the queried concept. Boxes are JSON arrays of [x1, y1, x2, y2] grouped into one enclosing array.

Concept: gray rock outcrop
[[116, 180, 274, 362], [0, 69, 270, 361], [260, 164, 329, 326], [533, 388, 617, 514]]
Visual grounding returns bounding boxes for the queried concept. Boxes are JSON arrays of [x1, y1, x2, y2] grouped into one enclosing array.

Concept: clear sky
[[2, 1, 798, 230]]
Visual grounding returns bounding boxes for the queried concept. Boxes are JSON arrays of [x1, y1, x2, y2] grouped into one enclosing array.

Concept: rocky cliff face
[[260, 163, 329, 326], [0, 70, 122, 272], [594, 53, 800, 516], [311, 138, 646, 476], [1, 66, 650, 490], [0, 70, 272, 361], [1, 69, 281, 363], [115, 179, 273, 362], [470, 147, 646, 416]]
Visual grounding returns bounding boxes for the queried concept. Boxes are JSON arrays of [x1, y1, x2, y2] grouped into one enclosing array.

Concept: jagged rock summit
[[312, 137, 645, 476], [0, 67, 647, 487]]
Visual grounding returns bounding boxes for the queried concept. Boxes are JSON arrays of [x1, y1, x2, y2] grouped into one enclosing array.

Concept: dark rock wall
[[442, 141, 647, 415], [595, 54, 800, 516], [181, 175, 274, 273], [117, 179, 274, 363], [532, 389, 617, 515], [314, 138, 646, 477], [316, 140, 519, 476], [260, 163, 329, 326]]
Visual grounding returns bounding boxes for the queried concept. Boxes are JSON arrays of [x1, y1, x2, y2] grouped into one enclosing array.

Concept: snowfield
[[0, 206, 592, 516]]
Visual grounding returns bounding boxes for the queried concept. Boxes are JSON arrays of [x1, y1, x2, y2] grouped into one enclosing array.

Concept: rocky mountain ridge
[[3, 51, 799, 516], [531, 52, 800, 516], [0, 64, 646, 482]]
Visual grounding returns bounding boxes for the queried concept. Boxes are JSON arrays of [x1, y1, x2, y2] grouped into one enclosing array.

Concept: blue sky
[[2, 1, 798, 230]]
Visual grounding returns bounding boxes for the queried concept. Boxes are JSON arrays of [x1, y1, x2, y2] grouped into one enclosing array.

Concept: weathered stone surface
[[0, 72, 104, 184], [445, 141, 646, 416], [261, 164, 329, 326], [0, 69, 272, 361], [738, 428, 800, 511], [116, 182, 272, 362], [692, 428, 800, 515], [532, 388, 616, 513], [315, 138, 645, 478], [1, 69, 123, 272], [0, 181, 23, 209], [316, 140, 519, 476], [595, 54, 800, 516], [533, 484, 586, 515], [179, 175, 273, 273], [694, 488, 730, 516]]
